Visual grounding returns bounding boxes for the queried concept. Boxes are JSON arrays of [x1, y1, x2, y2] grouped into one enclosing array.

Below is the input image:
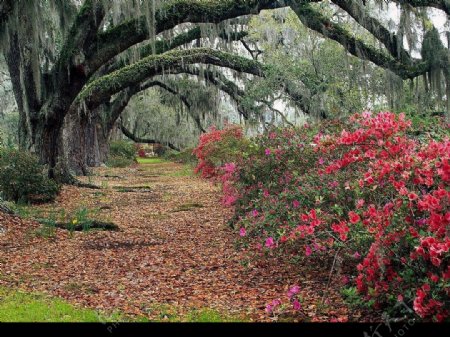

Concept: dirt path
[[0, 161, 355, 321]]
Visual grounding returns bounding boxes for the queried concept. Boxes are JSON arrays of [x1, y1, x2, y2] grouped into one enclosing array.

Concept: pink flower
[[293, 299, 301, 311], [239, 227, 246, 237], [288, 285, 300, 298], [292, 200, 300, 208], [272, 299, 282, 307], [341, 275, 349, 285], [265, 148, 271, 156], [356, 199, 365, 209], [224, 162, 236, 173], [329, 181, 339, 188], [265, 237, 275, 248], [252, 209, 259, 217], [305, 245, 312, 256], [353, 251, 361, 259], [318, 157, 325, 165], [266, 298, 281, 313], [223, 195, 237, 206], [263, 190, 270, 198]]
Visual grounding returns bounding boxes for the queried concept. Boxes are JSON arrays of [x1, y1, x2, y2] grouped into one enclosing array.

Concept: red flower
[[408, 192, 418, 201], [430, 274, 440, 283], [348, 211, 360, 224]]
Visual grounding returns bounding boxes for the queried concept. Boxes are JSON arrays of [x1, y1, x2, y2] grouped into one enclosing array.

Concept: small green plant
[[73, 207, 93, 232], [341, 286, 366, 308], [35, 213, 57, 238]]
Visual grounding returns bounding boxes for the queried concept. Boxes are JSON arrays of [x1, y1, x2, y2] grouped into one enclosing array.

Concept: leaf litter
[[0, 161, 371, 322]]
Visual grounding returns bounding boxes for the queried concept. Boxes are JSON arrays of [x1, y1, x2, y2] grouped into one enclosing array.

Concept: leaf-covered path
[[0, 160, 358, 321]]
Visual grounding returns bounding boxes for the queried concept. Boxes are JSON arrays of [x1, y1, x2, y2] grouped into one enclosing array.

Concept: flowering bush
[[135, 144, 147, 158], [193, 124, 258, 207], [196, 112, 449, 321], [193, 124, 247, 179]]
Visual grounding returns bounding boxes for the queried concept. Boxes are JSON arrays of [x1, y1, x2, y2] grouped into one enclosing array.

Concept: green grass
[[145, 304, 246, 322], [136, 157, 165, 164], [165, 165, 195, 177], [0, 287, 123, 322], [0, 287, 247, 322], [185, 308, 244, 322]]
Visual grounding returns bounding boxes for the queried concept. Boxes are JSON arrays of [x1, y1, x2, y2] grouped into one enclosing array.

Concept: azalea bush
[[193, 124, 251, 179], [194, 112, 449, 321], [135, 144, 147, 158]]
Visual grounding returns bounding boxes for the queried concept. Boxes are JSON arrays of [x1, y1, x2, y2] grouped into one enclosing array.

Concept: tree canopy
[[0, 0, 448, 180]]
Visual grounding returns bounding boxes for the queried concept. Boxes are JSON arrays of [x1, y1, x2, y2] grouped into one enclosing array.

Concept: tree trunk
[[64, 109, 89, 176], [65, 103, 119, 175], [34, 120, 72, 182]]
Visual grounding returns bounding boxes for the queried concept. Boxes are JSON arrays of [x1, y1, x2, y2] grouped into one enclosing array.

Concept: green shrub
[[109, 141, 136, 160], [0, 149, 60, 203], [163, 148, 197, 165], [154, 144, 167, 157], [106, 155, 134, 168]]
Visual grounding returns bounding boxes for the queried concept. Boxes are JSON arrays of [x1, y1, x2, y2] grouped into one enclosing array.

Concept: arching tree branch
[[78, 48, 264, 111], [391, 0, 450, 14], [143, 80, 205, 132], [290, 3, 429, 79], [97, 26, 248, 80], [332, 0, 414, 63], [96, 79, 204, 144], [87, 0, 291, 70], [119, 120, 180, 151]]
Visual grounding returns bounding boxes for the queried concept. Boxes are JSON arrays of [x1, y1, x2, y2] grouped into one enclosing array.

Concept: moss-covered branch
[[332, 0, 414, 64], [78, 47, 264, 110], [290, 3, 429, 79], [100, 78, 204, 140], [391, 0, 450, 14], [88, 0, 299, 70], [98, 26, 248, 78]]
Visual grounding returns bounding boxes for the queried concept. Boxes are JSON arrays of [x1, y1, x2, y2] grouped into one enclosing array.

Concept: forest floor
[[0, 159, 370, 322]]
